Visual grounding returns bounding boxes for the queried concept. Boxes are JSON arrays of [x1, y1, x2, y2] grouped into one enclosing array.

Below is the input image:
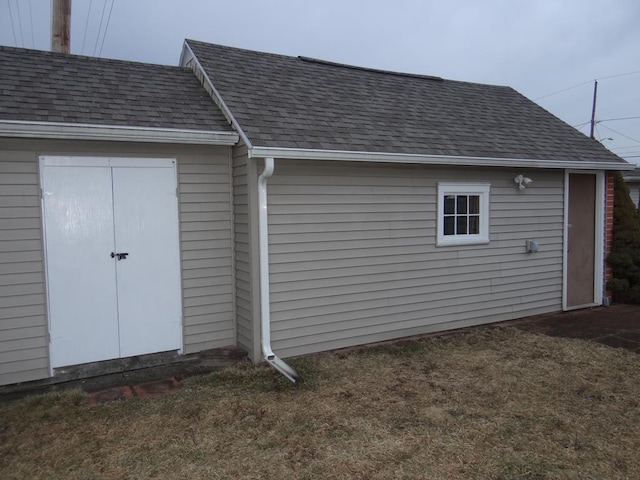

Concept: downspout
[[258, 157, 303, 383]]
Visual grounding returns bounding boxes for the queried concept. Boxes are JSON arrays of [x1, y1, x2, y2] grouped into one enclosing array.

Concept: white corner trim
[[0, 120, 239, 145], [249, 145, 633, 171], [562, 171, 569, 311], [181, 42, 253, 149], [594, 171, 605, 305]]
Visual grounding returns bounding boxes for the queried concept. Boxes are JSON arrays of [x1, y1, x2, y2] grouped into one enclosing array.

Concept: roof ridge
[[297, 56, 444, 82], [0, 45, 184, 70]]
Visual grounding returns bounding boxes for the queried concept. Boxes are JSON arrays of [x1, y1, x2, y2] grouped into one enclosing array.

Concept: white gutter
[[258, 157, 303, 384], [249, 146, 634, 171], [0, 120, 239, 145], [180, 41, 253, 149]]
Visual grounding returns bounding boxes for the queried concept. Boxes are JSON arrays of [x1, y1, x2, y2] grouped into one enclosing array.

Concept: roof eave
[[180, 41, 253, 148], [249, 146, 633, 171], [0, 120, 239, 146]]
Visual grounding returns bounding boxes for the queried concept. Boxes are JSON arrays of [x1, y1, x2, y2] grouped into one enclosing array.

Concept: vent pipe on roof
[[258, 157, 303, 384], [51, 0, 71, 54]]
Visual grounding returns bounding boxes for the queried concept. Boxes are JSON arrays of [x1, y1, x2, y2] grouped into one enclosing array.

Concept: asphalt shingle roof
[[187, 40, 625, 164], [0, 46, 232, 132]]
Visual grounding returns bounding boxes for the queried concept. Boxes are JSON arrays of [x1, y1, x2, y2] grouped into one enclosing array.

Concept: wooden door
[[566, 173, 596, 308], [42, 157, 182, 368]]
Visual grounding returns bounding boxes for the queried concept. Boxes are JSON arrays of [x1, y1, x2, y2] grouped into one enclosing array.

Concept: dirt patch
[[1, 327, 639, 479], [515, 304, 640, 353]]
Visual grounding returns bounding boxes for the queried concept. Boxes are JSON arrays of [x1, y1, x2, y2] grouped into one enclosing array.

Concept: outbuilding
[[0, 42, 631, 386]]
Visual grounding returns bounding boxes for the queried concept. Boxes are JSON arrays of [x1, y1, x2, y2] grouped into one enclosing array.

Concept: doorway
[[40, 157, 183, 368], [565, 172, 601, 309]]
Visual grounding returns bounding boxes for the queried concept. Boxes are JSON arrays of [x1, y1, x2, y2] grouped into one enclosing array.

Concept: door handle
[[110, 252, 129, 260]]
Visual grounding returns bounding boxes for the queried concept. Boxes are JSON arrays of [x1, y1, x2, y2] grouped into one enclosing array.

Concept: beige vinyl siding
[[0, 139, 234, 385], [178, 149, 235, 354], [0, 150, 49, 385], [232, 145, 254, 354], [267, 160, 564, 358]]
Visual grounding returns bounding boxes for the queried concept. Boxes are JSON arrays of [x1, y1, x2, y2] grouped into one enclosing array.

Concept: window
[[437, 183, 490, 246]]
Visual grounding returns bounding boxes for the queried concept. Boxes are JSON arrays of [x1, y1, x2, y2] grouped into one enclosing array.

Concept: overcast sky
[[2, 0, 639, 164]]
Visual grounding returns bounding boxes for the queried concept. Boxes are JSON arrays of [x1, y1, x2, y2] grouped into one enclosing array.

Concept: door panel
[[567, 174, 596, 307], [42, 166, 120, 367], [112, 166, 182, 357]]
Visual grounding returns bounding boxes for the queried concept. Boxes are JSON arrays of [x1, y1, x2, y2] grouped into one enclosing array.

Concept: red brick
[[87, 386, 135, 405], [131, 377, 182, 398]]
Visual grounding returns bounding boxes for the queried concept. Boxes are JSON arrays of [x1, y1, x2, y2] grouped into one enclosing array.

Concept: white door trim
[[39, 155, 184, 374], [42, 156, 175, 168], [562, 170, 605, 311]]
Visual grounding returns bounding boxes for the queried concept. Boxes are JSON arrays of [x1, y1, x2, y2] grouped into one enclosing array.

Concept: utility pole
[[51, 0, 71, 53], [589, 80, 598, 139]]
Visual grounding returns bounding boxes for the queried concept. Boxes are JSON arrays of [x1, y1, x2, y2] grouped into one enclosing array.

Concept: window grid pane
[[444, 215, 455, 235], [442, 193, 484, 238], [456, 195, 468, 214], [469, 195, 480, 214], [444, 196, 455, 214]]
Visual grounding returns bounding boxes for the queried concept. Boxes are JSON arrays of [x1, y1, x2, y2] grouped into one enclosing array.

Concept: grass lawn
[[1, 327, 639, 479]]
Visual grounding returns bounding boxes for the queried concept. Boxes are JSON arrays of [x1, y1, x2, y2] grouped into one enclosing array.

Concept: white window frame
[[437, 183, 491, 246]]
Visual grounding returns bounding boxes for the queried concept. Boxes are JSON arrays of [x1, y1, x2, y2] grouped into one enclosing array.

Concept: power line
[[98, 0, 115, 57], [27, 0, 34, 48], [599, 124, 640, 145], [81, 0, 93, 54], [598, 116, 640, 123], [609, 145, 638, 150], [598, 70, 640, 81], [15, 0, 24, 47], [93, 0, 109, 56], [6, 0, 18, 46], [534, 80, 592, 101], [534, 70, 640, 101]]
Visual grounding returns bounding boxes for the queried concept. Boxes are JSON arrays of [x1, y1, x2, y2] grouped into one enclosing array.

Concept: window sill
[[436, 237, 490, 247]]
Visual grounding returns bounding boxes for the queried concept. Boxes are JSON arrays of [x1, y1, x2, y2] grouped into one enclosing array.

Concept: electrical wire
[[598, 116, 640, 123], [81, 0, 94, 54], [93, 0, 109, 56], [534, 80, 592, 101], [27, 0, 34, 48], [598, 70, 640, 82], [6, 0, 18, 46], [599, 124, 640, 145], [98, 0, 115, 57], [49, 0, 52, 49], [534, 70, 640, 101], [15, 0, 24, 47]]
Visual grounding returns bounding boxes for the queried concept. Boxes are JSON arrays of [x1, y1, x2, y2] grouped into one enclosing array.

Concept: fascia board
[[181, 41, 253, 149], [249, 146, 633, 171], [0, 120, 239, 145]]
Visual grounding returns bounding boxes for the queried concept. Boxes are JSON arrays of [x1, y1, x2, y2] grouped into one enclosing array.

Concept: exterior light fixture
[[514, 174, 533, 190]]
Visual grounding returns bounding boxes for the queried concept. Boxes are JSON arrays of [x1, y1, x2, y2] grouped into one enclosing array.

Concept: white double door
[[40, 157, 183, 368]]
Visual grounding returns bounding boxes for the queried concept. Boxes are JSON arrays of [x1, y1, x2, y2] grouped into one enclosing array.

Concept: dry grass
[[1, 327, 639, 479]]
